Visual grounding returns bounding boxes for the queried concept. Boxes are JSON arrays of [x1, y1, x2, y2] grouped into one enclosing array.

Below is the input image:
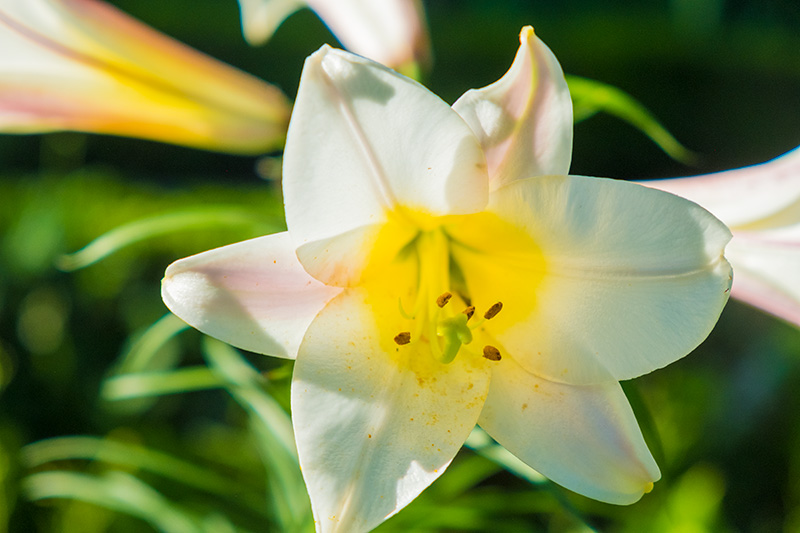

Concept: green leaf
[[113, 313, 189, 376], [201, 339, 295, 459], [464, 427, 599, 532], [567, 75, 698, 165], [201, 338, 312, 532], [22, 436, 264, 510], [621, 380, 667, 467], [24, 470, 205, 533], [57, 206, 277, 271], [102, 367, 225, 401], [464, 427, 547, 486]]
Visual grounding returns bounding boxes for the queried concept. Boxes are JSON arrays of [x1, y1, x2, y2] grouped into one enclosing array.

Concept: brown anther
[[483, 302, 503, 320], [436, 292, 452, 308], [462, 306, 475, 320], [482, 345, 502, 361], [394, 332, 411, 345]]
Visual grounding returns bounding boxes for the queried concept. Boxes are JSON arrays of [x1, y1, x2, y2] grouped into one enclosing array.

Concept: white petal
[[453, 26, 572, 188], [161, 233, 341, 359], [283, 45, 488, 285], [640, 147, 800, 327], [479, 356, 659, 504], [307, 0, 430, 72], [292, 288, 491, 533], [727, 229, 800, 327], [294, 217, 419, 288], [237, 0, 304, 46], [450, 175, 732, 384], [640, 146, 800, 229]]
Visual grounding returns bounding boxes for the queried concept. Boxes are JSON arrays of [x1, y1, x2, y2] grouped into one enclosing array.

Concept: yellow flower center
[[361, 208, 546, 366], [358, 213, 515, 367]]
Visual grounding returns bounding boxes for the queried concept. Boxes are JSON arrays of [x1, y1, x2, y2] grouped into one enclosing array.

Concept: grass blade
[[568, 75, 698, 165]]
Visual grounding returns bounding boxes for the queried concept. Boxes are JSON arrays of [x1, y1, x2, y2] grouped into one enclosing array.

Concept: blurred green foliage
[[1, 0, 800, 532]]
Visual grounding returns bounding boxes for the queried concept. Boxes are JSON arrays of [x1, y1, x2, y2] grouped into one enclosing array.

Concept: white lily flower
[[640, 146, 800, 327], [162, 27, 732, 532], [0, 0, 290, 153], [237, 0, 430, 75]]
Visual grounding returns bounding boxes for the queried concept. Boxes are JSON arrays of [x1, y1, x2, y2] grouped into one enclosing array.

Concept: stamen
[[484, 302, 503, 320], [462, 306, 475, 320], [394, 332, 411, 345], [436, 292, 452, 308], [482, 345, 502, 361]]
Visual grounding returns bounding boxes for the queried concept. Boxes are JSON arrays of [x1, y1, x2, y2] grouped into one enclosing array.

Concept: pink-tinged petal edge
[[640, 146, 800, 327], [640, 146, 800, 228], [725, 230, 800, 327], [0, 0, 290, 153], [453, 25, 573, 188], [162, 232, 341, 359], [732, 266, 800, 328]]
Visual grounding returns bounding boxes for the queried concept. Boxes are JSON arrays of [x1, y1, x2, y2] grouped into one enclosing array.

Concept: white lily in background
[[162, 27, 732, 533], [237, 0, 430, 75], [0, 0, 290, 153], [640, 147, 800, 327]]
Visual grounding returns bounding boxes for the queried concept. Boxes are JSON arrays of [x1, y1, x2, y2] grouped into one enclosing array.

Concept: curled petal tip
[[237, 0, 304, 46], [453, 22, 573, 186], [520, 25, 535, 42]]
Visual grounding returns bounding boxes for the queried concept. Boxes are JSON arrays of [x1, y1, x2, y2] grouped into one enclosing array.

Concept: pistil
[[391, 228, 505, 365]]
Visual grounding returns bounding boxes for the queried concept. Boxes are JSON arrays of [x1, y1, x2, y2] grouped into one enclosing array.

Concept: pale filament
[[392, 228, 503, 364]]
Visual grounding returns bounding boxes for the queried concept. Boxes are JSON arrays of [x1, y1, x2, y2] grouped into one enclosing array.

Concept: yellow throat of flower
[[364, 210, 545, 367]]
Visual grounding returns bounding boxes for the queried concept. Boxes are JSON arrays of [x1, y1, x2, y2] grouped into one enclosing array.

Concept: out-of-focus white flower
[[0, 0, 290, 153], [237, 0, 430, 75]]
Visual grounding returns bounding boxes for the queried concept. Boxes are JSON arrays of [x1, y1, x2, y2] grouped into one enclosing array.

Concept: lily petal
[[479, 355, 659, 504], [306, 0, 430, 75], [161, 232, 341, 358], [643, 147, 800, 229], [294, 219, 420, 288], [283, 45, 488, 285], [292, 288, 491, 533], [237, 0, 430, 73], [0, 0, 290, 153], [237, 0, 304, 46], [453, 26, 573, 188], [639, 146, 800, 327], [451, 175, 732, 384], [726, 229, 800, 326]]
